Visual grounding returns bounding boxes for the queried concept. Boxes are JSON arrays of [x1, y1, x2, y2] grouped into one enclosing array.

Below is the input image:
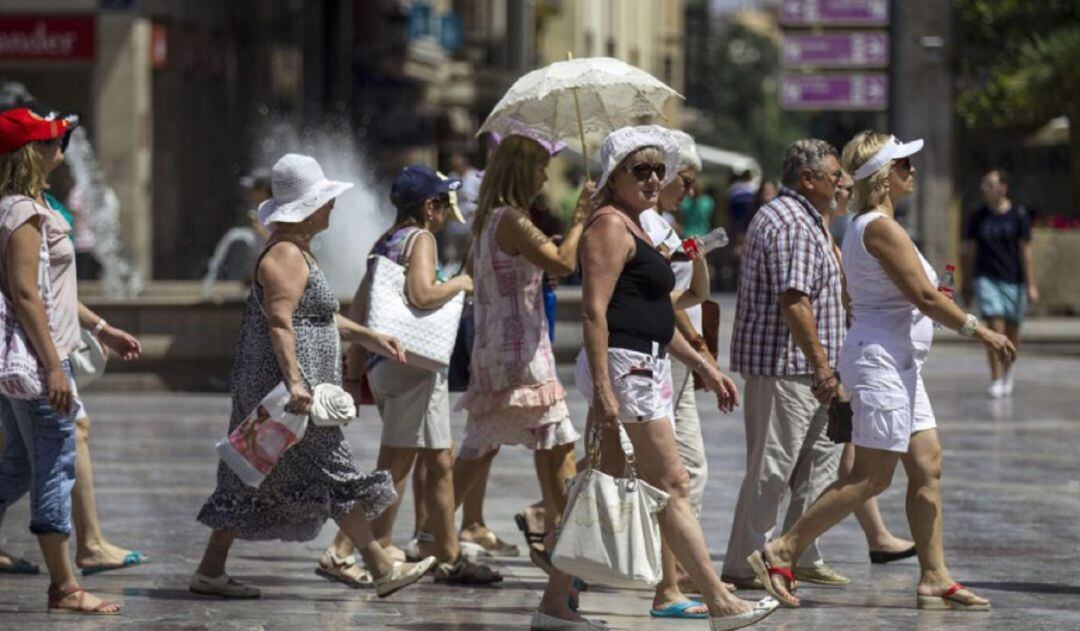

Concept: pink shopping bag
[[215, 382, 307, 487]]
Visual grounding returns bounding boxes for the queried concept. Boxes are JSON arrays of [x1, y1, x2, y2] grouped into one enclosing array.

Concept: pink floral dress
[[456, 207, 579, 459]]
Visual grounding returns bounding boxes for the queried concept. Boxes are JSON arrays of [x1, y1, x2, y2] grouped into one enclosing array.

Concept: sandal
[[515, 513, 554, 575], [47, 584, 122, 615], [467, 529, 520, 557], [315, 552, 373, 588], [0, 557, 40, 575], [433, 556, 503, 585], [746, 550, 799, 608], [916, 583, 991, 611]]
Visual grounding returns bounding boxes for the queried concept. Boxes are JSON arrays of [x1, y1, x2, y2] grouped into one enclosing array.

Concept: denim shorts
[[0, 361, 78, 535], [975, 276, 1027, 323]]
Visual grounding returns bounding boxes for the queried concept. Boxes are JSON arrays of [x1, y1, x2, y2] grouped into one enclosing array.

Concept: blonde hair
[[594, 146, 665, 209], [842, 130, 892, 214], [0, 144, 48, 199], [473, 136, 550, 235]]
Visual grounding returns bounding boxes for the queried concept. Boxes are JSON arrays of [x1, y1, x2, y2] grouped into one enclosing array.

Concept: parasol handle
[[567, 51, 591, 182]]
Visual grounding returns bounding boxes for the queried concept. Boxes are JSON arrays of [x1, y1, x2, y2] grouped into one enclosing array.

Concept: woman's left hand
[[98, 326, 142, 361], [697, 363, 740, 413], [368, 332, 407, 363]]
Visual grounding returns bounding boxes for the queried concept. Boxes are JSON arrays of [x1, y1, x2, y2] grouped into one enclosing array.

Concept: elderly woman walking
[[534, 126, 778, 631], [193, 153, 434, 599], [748, 131, 1016, 611]]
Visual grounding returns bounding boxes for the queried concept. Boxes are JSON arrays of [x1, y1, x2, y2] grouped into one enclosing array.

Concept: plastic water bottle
[[934, 264, 956, 329], [681, 227, 730, 259]]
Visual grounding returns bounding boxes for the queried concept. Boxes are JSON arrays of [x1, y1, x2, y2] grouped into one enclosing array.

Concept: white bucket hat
[[668, 129, 702, 173], [593, 125, 680, 198], [852, 135, 924, 181], [257, 153, 355, 226]]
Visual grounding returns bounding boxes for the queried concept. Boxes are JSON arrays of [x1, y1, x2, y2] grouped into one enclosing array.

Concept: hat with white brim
[[852, 136, 924, 181], [258, 153, 354, 226], [593, 125, 679, 198]]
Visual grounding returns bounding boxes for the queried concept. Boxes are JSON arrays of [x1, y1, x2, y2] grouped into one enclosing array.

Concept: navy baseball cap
[[390, 165, 461, 211]]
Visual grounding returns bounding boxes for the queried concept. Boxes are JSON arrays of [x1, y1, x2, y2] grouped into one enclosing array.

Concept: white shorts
[[838, 336, 936, 453], [574, 347, 674, 423]]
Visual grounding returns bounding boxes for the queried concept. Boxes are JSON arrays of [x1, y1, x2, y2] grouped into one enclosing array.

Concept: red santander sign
[[0, 17, 95, 61]]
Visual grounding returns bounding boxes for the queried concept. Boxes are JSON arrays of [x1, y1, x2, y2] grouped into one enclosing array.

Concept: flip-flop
[[746, 550, 798, 608], [916, 583, 991, 611], [81, 551, 148, 576], [0, 558, 40, 574], [650, 600, 709, 619]]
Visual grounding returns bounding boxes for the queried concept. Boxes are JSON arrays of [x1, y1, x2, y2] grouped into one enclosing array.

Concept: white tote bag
[[362, 231, 464, 371], [551, 425, 670, 588]]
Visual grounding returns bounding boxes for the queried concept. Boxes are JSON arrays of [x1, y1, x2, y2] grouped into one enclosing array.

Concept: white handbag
[[70, 328, 108, 387], [362, 231, 464, 371], [551, 425, 670, 588]]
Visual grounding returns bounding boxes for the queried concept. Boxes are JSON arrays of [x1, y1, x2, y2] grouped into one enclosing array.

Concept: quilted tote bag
[[362, 233, 464, 371], [0, 195, 54, 399], [551, 425, 670, 588]]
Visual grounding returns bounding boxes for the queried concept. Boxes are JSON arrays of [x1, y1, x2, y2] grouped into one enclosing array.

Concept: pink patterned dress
[[456, 207, 579, 459]]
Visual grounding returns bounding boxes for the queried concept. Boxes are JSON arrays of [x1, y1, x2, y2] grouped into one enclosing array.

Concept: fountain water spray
[[64, 127, 142, 298]]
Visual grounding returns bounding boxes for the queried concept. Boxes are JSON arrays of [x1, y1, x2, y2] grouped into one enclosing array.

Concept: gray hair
[[780, 139, 839, 188]]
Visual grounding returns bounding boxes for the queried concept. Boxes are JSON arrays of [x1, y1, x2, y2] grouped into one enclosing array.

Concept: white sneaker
[[987, 379, 1006, 399], [1003, 368, 1015, 395], [374, 557, 436, 598], [459, 540, 493, 559], [531, 610, 608, 630], [189, 572, 261, 599]]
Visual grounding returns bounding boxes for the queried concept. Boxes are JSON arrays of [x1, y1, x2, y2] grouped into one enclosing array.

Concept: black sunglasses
[[680, 174, 695, 190], [628, 163, 666, 182], [892, 157, 912, 172]]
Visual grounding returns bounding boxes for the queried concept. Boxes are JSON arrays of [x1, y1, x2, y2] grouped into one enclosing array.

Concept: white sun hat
[[593, 125, 680, 198], [668, 129, 702, 173], [852, 135, 924, 181], [257, 153, 355, 226]]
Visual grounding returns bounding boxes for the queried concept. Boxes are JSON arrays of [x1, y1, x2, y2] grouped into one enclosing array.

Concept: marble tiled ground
[[1, 340, 1078, 629]]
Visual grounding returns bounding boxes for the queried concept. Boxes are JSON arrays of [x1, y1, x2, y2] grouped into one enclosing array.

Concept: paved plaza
[[1, 341, 1078, 630]]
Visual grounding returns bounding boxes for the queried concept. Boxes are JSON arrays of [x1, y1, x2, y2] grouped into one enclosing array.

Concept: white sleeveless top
[[842, 211, 937, 348]]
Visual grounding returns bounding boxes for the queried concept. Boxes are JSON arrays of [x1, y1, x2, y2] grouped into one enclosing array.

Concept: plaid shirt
[[730, 187, 844, 376]]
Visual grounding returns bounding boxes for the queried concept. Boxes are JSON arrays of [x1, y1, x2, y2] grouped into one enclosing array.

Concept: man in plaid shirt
[[721, 139, 850, 587]]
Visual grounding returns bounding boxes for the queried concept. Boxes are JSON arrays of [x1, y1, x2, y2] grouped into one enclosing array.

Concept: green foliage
[[955, 0, 1080, 129], [688, 20, 810, 178]]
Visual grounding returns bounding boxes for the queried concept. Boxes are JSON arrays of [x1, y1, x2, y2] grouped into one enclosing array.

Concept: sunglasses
[[892, 157, 912, 172], [680, 175, 695, 190], [628, 163, 666, 182]]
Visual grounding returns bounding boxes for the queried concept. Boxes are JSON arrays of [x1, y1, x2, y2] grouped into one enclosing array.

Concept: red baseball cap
[[0, 108, 71, 154]]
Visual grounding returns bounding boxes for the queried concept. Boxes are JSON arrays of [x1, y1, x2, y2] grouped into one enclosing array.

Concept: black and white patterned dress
[[197, 250, 396, 541]]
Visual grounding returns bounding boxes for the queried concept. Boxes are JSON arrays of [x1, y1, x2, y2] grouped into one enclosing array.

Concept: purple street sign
[[782, 32, 889, 68], [780, 0, 889, 27], [780, 73, 888, 111]]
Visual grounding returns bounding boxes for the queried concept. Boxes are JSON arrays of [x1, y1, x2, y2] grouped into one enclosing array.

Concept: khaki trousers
[[670, 359, 708, 518], [721, 374, 841, 577]]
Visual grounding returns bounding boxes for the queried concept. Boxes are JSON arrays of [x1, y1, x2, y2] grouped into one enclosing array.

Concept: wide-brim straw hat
[[257, 153, 354, 226]]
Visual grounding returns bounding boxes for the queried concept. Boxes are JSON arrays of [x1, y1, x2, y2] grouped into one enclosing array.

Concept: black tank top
[[607, 233, 676, 350]]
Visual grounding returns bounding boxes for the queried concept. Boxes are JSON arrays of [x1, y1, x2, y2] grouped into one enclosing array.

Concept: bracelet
[[91, 318, 107, 336], [959, 313, 979, 337]]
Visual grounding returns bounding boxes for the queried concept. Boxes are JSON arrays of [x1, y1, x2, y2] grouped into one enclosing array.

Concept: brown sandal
[[47, 584, 122, 615]]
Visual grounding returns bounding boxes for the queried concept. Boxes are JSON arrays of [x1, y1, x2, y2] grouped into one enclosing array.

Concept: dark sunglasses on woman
[[628, 162, 666, 182]]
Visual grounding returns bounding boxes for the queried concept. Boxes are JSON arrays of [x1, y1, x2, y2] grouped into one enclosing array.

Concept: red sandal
[[47, 584, 122, 615], [747, 549, 799, 608], [916, 582, 991, 611]]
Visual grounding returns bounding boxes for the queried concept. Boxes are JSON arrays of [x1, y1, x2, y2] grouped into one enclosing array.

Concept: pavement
[[1, 341, 1079, 629]]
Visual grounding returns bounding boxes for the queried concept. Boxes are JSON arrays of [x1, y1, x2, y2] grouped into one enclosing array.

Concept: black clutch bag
[[827, 399, 853, 444]]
